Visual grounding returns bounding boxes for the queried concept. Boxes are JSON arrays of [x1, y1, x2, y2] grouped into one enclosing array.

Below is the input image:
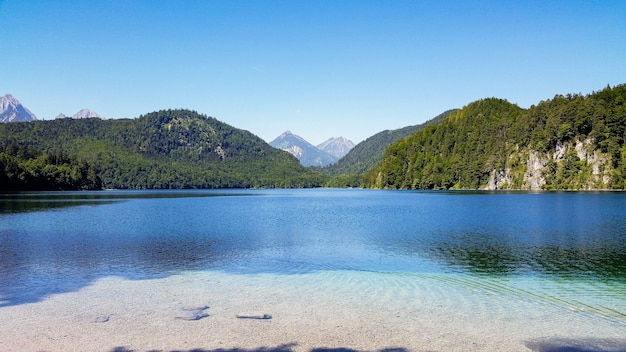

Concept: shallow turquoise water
[[1, 188, 625, 328]]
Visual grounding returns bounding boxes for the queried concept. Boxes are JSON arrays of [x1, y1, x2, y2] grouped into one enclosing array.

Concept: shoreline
[[2, 271, 625, 352]]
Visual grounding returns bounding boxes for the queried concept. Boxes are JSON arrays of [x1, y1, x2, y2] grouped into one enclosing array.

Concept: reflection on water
[[432, 231, 626, 278], [0, 189, 625, 317], [0, 190, 251, 214], [0, 196, 119, 214], [0, 190, 251, 305]]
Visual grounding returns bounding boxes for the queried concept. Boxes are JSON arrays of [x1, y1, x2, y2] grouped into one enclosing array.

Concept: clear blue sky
[[2, 1, 625, 144]]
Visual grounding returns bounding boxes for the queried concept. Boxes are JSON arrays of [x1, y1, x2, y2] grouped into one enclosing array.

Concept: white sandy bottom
[[1, 270, 625, 352]]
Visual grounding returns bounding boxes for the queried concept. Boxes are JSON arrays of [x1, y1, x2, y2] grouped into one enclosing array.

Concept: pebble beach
[[2, 271, 625, 352]]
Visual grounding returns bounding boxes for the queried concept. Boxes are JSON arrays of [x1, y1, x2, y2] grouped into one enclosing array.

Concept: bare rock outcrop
[[485, 138, 612, 190]]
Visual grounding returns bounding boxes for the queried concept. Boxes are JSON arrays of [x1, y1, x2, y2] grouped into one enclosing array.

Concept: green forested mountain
[[322, 110, 456, 187], [363, 84, 626, 190], [0, 109, 326, 190]]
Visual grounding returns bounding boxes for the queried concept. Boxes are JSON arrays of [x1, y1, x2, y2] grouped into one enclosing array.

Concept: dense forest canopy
[[0, 109, 326, 190], [3, 85, 626, 191], [363, 84, 626, 190], [0, 145, 102, 191]]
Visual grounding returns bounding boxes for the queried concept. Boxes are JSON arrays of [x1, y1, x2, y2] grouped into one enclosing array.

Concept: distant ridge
[[0, 94, 37, 122], [269, 131, 339, 167]]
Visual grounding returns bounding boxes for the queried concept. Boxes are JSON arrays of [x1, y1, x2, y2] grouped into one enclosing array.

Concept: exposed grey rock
[[0, 94, 37, 122], [317, 136, 355, 159], [525, 150, 547, 190], [72, 108, 101, 119], [484, 138, 613, 190], [486, 168, 512, 190], [269, 131, 339, 167]]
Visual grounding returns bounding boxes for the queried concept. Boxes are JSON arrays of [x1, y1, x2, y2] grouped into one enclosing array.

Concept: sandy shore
[[1, 271, 625, 352]]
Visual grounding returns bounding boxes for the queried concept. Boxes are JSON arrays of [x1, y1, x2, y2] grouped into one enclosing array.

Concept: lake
[[1, 189, 625, 351]]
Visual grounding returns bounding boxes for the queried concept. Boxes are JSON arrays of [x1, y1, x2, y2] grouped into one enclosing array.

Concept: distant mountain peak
[[317, 136, 355, 159], [54, 109, 102, 120], [1, 94, 17, 105], [277, 130, 309, 143], [72, 109, 101, 119], [270, 131, 339, 167], [0, 94, 37, 122]]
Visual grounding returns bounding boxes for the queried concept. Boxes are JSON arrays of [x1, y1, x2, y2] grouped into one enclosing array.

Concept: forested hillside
[[0, 145, 102, 191], [363, 85, 626, 190], [322, 109, 456, 187], [0, 109, 326, 190]]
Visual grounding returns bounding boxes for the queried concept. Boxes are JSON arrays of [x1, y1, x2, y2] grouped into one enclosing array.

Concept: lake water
[[1, 189, 626, 350]]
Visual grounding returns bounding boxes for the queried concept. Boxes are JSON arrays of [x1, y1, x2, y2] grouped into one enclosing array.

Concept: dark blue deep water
[[1, 189, 626, 309]]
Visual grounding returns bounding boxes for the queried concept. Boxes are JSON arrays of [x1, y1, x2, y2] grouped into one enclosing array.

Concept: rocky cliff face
[[0, 94, 37, 122], [485, 138, 611, 190]]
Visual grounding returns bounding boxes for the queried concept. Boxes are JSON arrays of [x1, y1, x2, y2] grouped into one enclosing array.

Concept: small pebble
[[93, 315, 110, 323]]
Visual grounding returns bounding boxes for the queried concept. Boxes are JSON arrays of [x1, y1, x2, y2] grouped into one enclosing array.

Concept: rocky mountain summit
[[317, 136, 355, 159], [0, 94, 102, 122], [0, 94, 37, 122], [270, 131, 350, 167], [56, 109, 102, 119], [72, 109, 101, 119]]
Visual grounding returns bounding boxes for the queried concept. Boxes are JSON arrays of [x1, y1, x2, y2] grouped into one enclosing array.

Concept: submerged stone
[[236, 313, 272, 319], [175, 306, 210, 321]]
